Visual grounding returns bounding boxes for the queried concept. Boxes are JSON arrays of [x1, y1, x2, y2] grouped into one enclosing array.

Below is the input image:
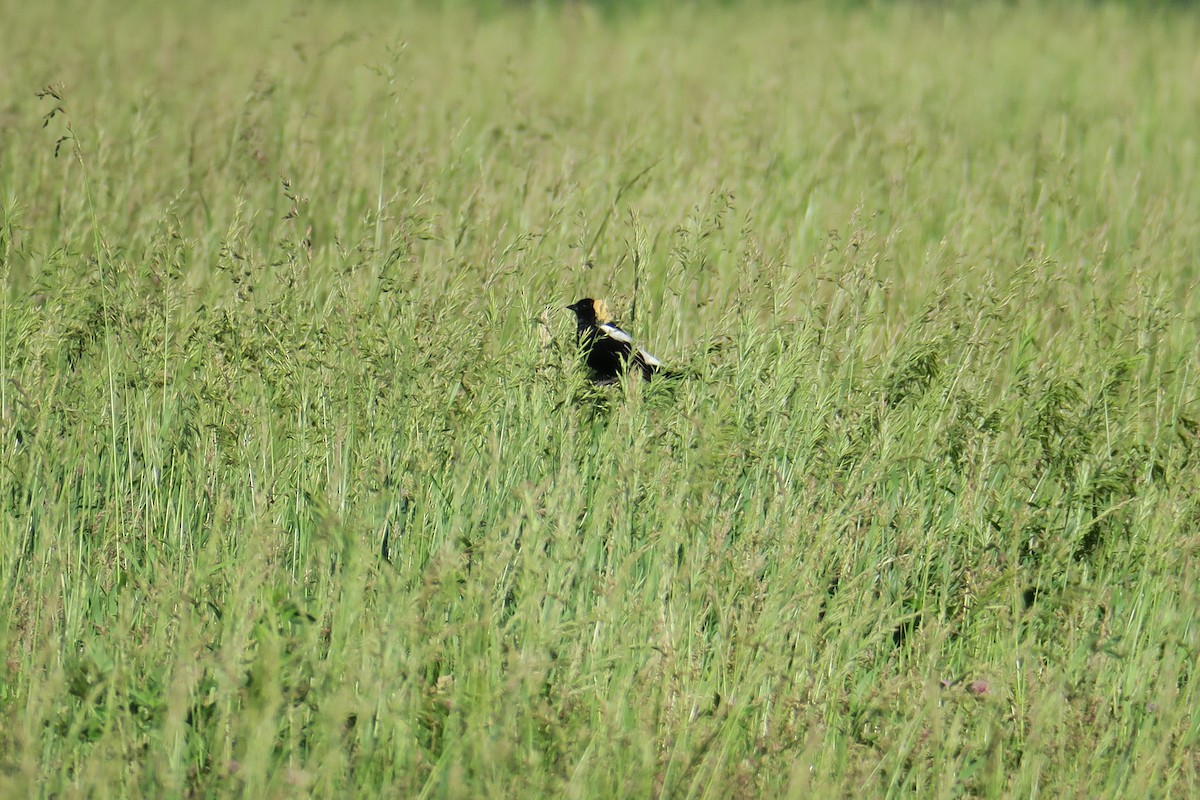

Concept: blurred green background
[[1, 1, 1198, 797]]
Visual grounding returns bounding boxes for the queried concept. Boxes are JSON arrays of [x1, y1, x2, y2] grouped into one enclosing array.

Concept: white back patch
[[637, 348, 662, 367]]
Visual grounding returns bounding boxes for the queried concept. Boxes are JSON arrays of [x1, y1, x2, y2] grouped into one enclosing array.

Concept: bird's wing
[[599, 322, 662, 371], [597, 323, 634, 345]]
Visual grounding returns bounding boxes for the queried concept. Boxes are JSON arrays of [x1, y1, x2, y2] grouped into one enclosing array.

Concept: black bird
[[566, 298, 664, 384]]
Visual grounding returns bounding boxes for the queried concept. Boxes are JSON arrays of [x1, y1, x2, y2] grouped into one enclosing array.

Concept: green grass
[[2, 1, 1199, 796]]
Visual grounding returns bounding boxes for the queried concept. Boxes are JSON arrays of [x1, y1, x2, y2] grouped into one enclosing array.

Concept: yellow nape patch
[[593, 299, 612, 323]]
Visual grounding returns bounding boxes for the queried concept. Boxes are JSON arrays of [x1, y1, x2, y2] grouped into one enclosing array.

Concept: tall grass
[[1, 1, 1198, 797]]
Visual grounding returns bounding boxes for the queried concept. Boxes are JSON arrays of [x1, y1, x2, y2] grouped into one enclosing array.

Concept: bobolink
[[566, 297, 665, 384]]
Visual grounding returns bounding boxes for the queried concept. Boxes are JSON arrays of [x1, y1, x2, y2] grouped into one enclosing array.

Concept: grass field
[[2, 1, 1199, 796]]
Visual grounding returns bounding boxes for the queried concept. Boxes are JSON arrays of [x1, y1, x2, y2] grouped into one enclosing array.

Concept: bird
[[566, 297, 665, 384]]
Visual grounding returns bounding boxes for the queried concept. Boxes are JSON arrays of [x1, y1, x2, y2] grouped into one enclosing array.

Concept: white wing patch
[[598, 323, 633, 344], [599, 321, 662, 370]]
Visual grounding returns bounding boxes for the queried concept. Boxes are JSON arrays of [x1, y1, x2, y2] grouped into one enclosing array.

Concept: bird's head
[[567, 298, 597, 323], [566, 298, 611, 324]]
